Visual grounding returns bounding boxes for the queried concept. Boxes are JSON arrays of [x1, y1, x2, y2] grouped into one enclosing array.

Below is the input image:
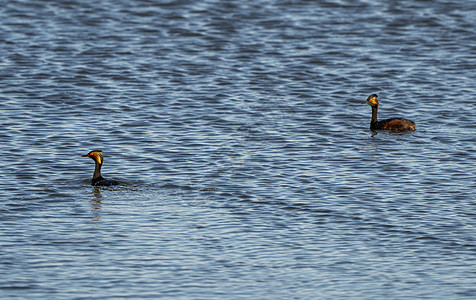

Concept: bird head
[[364, 94, 379, 109], [82, 150, 103, 165]]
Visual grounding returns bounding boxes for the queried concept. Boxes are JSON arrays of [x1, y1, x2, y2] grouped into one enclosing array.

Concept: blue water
[[1, 0, 476, 299]]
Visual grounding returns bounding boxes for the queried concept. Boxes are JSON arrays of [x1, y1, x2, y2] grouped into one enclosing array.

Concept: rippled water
[[1, 0, 476, 298]]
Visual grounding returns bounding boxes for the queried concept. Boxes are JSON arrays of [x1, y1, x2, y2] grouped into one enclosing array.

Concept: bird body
[[82, 150, 118, 186], [364, 94, 416, 131], [371, 117, 416, 131]]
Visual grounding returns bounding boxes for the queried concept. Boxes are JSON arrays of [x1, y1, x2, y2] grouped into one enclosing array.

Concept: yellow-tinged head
[[82, 150, 103, 165], [364, 93, 379, 109]]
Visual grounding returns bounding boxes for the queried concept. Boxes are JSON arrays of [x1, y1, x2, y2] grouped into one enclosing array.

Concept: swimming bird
[[363, 94, 416, 131], [82, 150, 118, 186]]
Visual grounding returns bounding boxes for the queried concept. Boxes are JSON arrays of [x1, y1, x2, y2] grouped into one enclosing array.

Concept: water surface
[[1, 0, 475, 299]]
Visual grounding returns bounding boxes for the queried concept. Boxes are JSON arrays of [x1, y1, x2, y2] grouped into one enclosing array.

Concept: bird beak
[[82, 154, 89, 157]]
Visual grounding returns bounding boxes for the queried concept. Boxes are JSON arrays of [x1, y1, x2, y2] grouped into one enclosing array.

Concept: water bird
[[82, 150, 118, 186], [363, 94, 416, 131]]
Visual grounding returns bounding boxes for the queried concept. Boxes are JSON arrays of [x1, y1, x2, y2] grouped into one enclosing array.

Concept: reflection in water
[[90, 187, 103, 219], [92, 187, 103, 200]]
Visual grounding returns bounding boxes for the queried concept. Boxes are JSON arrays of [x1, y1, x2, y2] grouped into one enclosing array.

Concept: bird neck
[[93, 161, 103, 181], [371, 106, 378, 124]]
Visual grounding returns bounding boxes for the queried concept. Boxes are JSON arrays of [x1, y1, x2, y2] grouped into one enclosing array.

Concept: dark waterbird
[[363, 94, 416, 132], [82, 150, 118, 186]]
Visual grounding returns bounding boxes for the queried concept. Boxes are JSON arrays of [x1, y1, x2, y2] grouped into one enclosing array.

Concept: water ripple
[[1, 0, 475, 299]]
